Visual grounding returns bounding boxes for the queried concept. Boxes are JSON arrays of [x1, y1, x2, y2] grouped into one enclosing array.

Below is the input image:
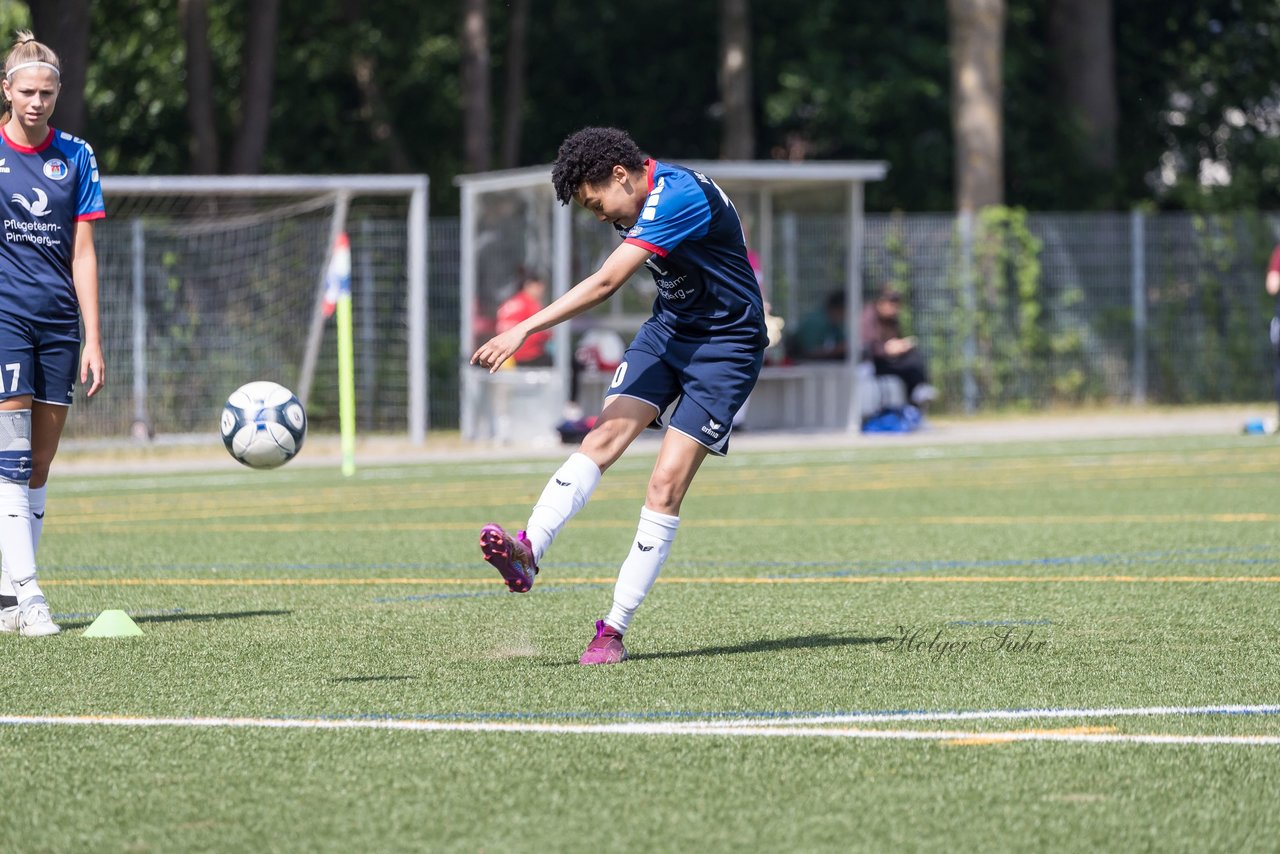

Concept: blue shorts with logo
[[602, 320, 764, 455], [0, 313, 80, 405]]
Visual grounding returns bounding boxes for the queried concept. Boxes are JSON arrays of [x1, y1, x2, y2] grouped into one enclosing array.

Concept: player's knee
[[644, 474, 686, 516], [0, 410, 32, 484], [580, 417, 635, 471]]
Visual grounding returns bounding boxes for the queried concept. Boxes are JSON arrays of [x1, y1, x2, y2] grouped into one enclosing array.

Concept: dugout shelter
[[456, 160, 888, 444]]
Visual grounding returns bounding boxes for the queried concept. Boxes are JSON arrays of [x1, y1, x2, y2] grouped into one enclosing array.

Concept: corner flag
[[322, 232, 352, 319]]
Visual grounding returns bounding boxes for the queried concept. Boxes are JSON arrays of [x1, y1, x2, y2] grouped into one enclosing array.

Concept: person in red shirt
[[495, 274, 552, 367]]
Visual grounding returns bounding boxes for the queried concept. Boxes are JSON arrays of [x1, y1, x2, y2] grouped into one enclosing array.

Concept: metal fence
[[72, 206, 1280, 441], [854, 211, 1276, 412]]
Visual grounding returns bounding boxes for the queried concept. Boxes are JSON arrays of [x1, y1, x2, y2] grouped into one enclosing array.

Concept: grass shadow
[[629, 633, 896, 661], [545, 632, 895, 666], [58, 609, 292, 630], [327, 675, 416, 683]]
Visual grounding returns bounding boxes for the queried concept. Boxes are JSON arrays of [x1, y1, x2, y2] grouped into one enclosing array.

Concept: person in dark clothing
[[859, 285, 935, 406]]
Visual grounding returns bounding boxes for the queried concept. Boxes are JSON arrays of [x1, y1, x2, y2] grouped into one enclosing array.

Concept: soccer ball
[[220, 381, 307, 469]]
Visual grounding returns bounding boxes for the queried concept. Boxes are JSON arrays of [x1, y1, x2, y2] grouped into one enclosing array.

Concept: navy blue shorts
[[0, 313, 80, 405], [602, 321, 763, 455]]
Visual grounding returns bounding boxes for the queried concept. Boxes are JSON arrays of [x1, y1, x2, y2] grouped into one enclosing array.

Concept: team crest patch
[[43, 159, 68, 180]]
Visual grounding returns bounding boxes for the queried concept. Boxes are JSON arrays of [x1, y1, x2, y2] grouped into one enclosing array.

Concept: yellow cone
[[82, 609, 143, 638]]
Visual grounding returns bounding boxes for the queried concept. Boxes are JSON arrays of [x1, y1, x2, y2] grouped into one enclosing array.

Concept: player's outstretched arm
[[471, 241, 651, 372], [72, 221, 105, 397]]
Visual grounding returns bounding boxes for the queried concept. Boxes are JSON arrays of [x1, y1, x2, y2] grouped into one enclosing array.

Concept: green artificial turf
[[2, 433, 1278, 852]]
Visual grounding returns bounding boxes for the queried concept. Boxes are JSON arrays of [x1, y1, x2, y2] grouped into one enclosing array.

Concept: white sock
[[0, 479, 39, 604], [524, 452, 602, 562], [604, 506, 679, 633], [0, 564, 13, 605], [0, 484, 41, 609], [29, 484, 46, 554]]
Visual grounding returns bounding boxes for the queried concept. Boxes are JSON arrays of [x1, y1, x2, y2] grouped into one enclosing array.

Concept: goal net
[[76, 176, 428, 443]]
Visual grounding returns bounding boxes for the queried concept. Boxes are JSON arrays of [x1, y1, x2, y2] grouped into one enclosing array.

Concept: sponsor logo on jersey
[[43, 159, 68, 181], [654, 272, 694, 301], [0, 159, 9, 174], [11, 188, 50, 216]]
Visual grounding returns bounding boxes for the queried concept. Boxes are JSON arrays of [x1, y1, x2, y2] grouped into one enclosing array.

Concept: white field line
[[741, 704, 1280, 727], [2, 712, 1279, 746]]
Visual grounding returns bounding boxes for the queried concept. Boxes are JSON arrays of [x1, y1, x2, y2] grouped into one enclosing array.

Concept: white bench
[[576, 361, 904, 433]]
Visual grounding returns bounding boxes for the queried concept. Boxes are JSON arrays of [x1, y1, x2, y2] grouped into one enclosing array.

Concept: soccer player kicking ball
[[471, 127, 767, 665], [0, 31, 106, 637]]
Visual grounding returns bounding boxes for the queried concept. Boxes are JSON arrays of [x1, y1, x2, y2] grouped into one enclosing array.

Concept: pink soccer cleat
[[479, 523, 539, 593], [579, 620, 628, 665]]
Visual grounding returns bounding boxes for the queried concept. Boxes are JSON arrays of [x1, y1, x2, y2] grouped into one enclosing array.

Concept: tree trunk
[[1049, 0, 1117, 172], [498, 0, 529, 169], [948, 0, 1005, 211], [718, 0, 755, 160], [339, 0, 414, 171], [180, 0, 220, 174], [230, 0, 279, 174], [30, 0, 89, 136], [461, 0, 491, 173]]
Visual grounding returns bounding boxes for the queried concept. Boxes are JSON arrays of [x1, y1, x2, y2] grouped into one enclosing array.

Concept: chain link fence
[[77, 205, 1280, 440]]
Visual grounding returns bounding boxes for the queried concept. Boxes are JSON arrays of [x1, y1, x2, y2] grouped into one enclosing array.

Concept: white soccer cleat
[[19, 600, 60, 637], [0, 606, 18, 633]]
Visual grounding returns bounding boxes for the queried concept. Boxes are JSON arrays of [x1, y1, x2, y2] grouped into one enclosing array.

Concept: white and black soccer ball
[[220, 381, 307, 469]]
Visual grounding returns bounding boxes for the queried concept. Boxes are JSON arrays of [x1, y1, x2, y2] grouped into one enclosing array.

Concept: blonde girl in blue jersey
[[0, 31, 106, 637]]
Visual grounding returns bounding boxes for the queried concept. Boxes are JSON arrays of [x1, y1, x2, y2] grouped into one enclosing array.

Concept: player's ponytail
[[0, 30, 61, 126]]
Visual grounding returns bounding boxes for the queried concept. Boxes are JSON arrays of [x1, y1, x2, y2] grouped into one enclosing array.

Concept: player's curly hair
[[551, 127, 646, 205]]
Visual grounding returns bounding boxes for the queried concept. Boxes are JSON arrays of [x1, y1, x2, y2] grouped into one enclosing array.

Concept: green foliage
[[46, 0, 1280, 214], [1114, 1, 1280, 211], [930, 207, 1068, 409], [1146, 212, 1275, 403], [0, 0, 29, 37]]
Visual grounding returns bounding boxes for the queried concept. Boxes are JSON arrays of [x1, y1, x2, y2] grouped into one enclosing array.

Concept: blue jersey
[[0, 127, 105, 324], [620, 160, 767, 348]]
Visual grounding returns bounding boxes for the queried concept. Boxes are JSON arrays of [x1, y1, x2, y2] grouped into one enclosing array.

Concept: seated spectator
[[860, 285, 936, 406], [495, 273, 552, 367], [790, 290, 848, 361]]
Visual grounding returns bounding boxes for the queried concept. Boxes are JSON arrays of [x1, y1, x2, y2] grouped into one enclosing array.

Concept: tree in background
[[948, 0, 1005, 211], [718, 0, 755, 159], [341, 0, 415, 172], [17, 0, 1280, 213], [179, 0, 219, 174], [29, 0, 89, 135], [1049, 0, 1117, 174], [498, 0, 529, 169], [229, 0, 278, 174], [460, 0, 490, 173]]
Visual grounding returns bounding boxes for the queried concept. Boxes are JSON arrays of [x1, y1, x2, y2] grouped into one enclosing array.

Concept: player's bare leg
[[580, 429, 708, 665], [479, 396, 652, 591]]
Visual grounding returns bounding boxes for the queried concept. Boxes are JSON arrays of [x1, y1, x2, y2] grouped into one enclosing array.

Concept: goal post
[[89, 175, 430, 446]]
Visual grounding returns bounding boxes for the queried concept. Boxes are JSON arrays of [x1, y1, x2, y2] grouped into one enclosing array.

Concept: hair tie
[[5, 61, 60, 79]]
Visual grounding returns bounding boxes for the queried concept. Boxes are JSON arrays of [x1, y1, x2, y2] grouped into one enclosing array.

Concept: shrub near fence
[[80, 200, 1280, 442], [860, 209, 1280, 413]]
